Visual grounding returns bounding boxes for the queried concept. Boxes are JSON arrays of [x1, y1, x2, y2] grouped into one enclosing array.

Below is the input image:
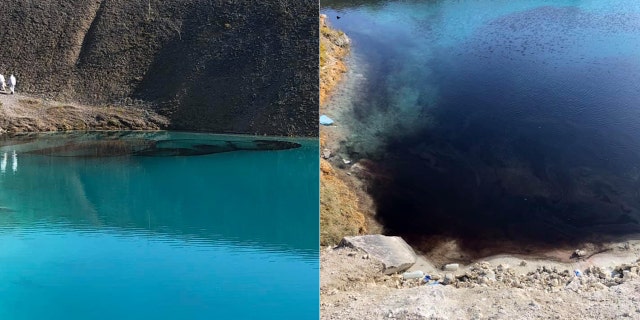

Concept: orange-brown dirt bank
[[319, 15, 370, 246]]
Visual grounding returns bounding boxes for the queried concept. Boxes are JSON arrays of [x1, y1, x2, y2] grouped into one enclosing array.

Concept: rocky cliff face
[[0, 0, 317, 136]]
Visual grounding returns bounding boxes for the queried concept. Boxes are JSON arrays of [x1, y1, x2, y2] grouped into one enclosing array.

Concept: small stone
[[471, 312, 483, 320], [484, 270, 496, 281], [572, 249, 587, 258], [593, 283, 607, 290], [443, 273, 455, 285], [497, 264, 510, 272]]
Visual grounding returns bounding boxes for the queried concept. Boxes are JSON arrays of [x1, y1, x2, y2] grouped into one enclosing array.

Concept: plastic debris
[[319, 115, 334, 126], [402, 270, 425, 279], [443, 263, 459, 271], [574, 269, 582, 277], [422, 275, 439, 286]]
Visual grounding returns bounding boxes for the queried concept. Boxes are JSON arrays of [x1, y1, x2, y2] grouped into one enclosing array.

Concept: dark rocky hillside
[[0, 0, 318, 136]]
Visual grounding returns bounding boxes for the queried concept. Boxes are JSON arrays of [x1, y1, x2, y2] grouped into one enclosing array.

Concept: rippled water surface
[[323, 0, 640, 247], [0, 132, 318, 319]]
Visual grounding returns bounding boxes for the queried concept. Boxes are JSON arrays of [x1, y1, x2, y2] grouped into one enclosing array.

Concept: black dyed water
[[322, 0, 640, 251]]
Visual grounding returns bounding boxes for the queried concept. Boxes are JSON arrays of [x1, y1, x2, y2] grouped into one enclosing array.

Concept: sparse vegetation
[[319, 16, 349, 106], [320, 41, 328, 68], [319, 16, 361, 245], [320, 159, 367, 246]]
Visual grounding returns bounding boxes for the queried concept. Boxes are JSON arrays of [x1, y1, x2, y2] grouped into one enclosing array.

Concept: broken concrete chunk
[[339, 235, 416, 275]]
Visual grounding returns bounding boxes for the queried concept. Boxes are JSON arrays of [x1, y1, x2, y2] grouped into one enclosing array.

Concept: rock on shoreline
[[340, 235, 417, 275]]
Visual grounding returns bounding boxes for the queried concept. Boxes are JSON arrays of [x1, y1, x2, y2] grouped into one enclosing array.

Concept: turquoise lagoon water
[[322, 1, 640, 245], [0, 132, 318, 319]]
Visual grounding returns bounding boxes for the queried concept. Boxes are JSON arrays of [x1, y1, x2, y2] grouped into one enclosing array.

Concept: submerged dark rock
[[22, 134, 301, 158]]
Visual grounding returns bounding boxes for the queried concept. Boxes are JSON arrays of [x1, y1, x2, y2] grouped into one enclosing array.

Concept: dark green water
[[0, 132, 318, 319]]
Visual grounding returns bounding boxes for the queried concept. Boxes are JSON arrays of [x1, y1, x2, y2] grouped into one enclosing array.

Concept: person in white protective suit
[[8, 74, 16, 94]]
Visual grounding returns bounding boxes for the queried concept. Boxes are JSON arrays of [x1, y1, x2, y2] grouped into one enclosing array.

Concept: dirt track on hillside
[[0, 93, 167, 134]]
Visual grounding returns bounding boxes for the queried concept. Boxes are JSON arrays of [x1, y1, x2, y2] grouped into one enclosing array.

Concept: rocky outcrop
[[339, 235, 416, 274], [0, 0, 317, 136]]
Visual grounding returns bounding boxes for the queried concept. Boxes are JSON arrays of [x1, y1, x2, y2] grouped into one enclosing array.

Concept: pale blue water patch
[[0, 131, 318, 319], [322, 0, 640, 243]]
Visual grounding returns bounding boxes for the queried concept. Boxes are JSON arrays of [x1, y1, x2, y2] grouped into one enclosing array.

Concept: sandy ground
[[321, 243, 640, 320], [0, 92, 167, 134]]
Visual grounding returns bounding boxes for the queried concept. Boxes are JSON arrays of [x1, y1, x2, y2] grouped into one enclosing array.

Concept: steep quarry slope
[[0, 0, 317, 136]]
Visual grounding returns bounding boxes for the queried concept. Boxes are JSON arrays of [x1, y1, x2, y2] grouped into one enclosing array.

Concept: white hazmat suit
[[8, 74, 16, 94]]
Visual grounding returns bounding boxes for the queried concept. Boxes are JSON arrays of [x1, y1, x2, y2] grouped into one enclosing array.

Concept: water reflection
[[0, 151, 18, 174], [0, 132, 319, 257]]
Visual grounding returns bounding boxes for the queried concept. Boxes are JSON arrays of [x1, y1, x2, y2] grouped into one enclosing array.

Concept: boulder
[[339, 235, 416, 275]]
